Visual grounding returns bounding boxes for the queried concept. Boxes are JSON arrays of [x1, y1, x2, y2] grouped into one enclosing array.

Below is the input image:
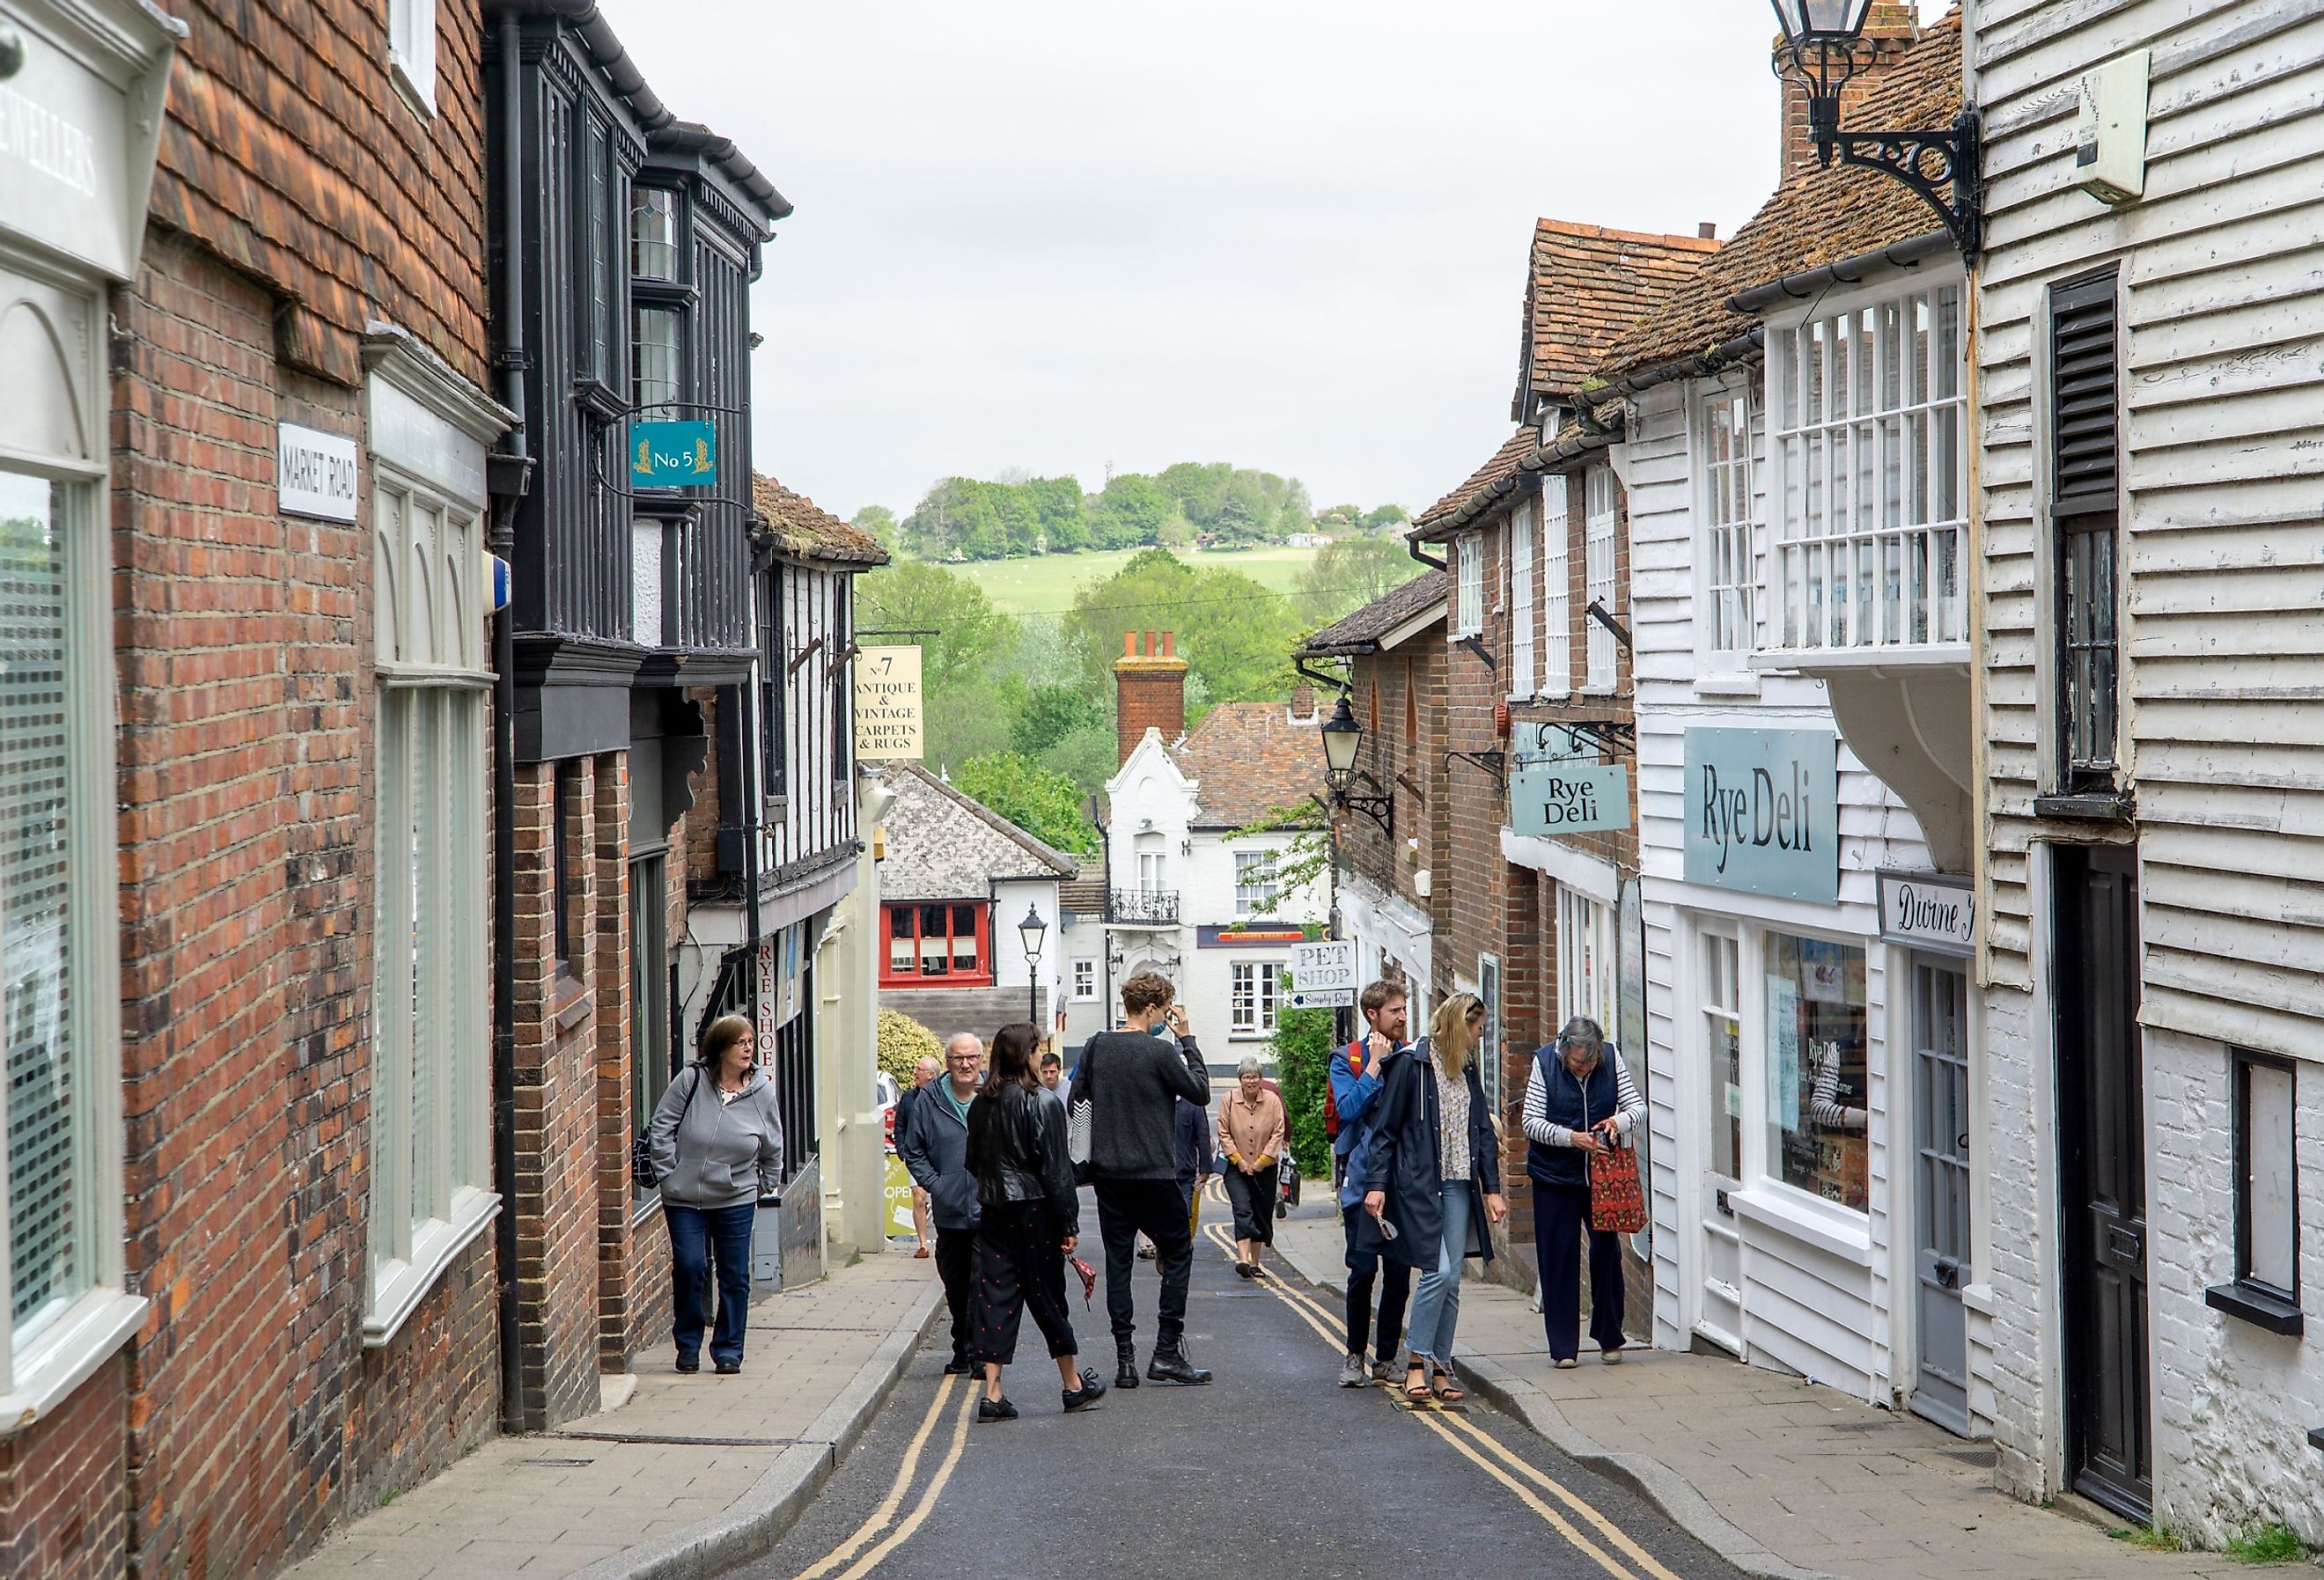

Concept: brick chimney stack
[[1114, 629, 1188, 767], [1776, 3, 1919, 183]]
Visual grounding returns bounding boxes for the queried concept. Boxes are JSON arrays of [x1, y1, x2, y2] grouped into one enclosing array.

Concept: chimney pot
[[1144, 630, 1158, 658], [1123, 630, 1139, 658], [1699, 222, 1717, 239], [1160, 631, 1175, 658]]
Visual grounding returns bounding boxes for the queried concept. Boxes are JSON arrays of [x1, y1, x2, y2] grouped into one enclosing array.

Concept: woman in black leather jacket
[[964, 1022, 1107, 1421]]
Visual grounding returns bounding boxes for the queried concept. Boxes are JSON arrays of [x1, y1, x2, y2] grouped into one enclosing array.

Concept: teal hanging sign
[[1509, 727, 1630, 836], [630, 421, 717, 487], [1682, 727, 1839, 904]]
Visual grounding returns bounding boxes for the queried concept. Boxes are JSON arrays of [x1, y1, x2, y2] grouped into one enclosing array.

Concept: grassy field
[[945, 545, 1321, 616]]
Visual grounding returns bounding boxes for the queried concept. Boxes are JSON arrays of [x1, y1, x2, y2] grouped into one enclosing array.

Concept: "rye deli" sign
[[1682, 728, 1839, 904], [1509, 727, 1630, 837]]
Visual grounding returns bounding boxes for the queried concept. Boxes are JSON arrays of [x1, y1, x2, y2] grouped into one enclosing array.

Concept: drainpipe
[[488, 10, 533, 1436], [1406, 533, 1446, 573]]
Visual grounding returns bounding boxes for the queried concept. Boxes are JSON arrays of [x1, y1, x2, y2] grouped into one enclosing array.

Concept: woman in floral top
[[1360, 993, 1506, 1401]]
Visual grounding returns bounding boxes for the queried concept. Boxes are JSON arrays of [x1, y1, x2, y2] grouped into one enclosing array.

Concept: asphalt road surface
[[729, 1194, 1742, 1580]]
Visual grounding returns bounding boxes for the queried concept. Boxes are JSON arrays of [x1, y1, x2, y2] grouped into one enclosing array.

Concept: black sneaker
[[1062, 1370, 1108, 1413], [1114, 1343, 1141, 1390], [943, 1357, 975, 1377], [675, 1352, 700, 1374], [977, 1396, 1018, 1422], [1146, 1343, 1212, 1386], [714, 1358, 741, 1376]]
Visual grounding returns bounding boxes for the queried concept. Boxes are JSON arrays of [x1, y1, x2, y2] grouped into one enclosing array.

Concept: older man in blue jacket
[[1330, 980, 1413, 1388]]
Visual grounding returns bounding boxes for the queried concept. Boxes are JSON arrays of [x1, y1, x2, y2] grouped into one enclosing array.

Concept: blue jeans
[[667, 1202, 756, 1365], [1405, 1179, 1469, 1367]]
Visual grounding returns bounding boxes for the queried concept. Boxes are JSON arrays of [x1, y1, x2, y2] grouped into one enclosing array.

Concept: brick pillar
[[1114, 629, 1188, 765], [592, 753, 636, 1374]]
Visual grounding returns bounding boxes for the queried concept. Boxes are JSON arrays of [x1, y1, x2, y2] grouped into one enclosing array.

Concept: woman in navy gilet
[[1521, 1015, 1645, 1366]]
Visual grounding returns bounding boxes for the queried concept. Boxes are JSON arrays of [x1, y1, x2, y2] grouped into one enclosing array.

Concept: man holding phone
[[1077, 972, 1213, 1388]]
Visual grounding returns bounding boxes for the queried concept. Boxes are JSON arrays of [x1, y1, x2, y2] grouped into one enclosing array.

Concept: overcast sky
[[596, 3, 1897, 522]]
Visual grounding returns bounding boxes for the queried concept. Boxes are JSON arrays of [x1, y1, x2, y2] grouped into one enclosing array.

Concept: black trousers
[[933, 1223, 978, 1363], [1533, 1182, 1627, 1361], [969, 1200, 1077, 1368], [1223, 1164, 1278, 1245], [1094, 1176, 1193, 1349], [1342, 1203, 1410, 1363]]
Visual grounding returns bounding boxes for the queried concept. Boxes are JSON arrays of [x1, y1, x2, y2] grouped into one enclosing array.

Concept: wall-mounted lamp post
[[1769, 0, 1982, 256], [1318, 692, 1393, 835], [1017, 904, 1048, 1024]]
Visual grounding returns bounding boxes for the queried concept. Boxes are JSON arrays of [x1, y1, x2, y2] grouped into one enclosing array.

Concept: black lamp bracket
[[1822, 107, 1982, 260], [1322, 776, 1394, 836], [1444, 749, 1508, 794]]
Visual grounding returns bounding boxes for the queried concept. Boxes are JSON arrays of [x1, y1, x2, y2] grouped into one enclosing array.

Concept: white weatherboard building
[[1968, 0, 2324, 1538]]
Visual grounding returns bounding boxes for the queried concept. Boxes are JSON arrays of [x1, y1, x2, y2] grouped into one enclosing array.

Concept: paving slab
[[278, 1243, 942, 1580], [1271, 1209, 2278, 1580]]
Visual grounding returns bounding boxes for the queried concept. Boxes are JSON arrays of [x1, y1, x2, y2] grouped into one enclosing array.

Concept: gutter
[[1414, 418, 1617, 545], [1727, 229, 1953, 315]]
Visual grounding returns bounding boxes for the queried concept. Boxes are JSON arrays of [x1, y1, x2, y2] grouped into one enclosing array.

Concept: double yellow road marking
[[1206, 1218, 1682, 1580], [792, 1373, 975, 1580]]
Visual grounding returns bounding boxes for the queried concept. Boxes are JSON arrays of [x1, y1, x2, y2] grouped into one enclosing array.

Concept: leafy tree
[[952, 752, 1099, 856], [1063, 549, 1301, 708], [878, 1009, 943, 1085], [1037, 723, 1118, 800], [1293, 534, 1423, 626], [1086, 474, 1170, 549], [1361, 503, 1410, 533], [1012, 683, 1108, 757], [851, 504, 899, 546], [856, 561, 1019, 768]]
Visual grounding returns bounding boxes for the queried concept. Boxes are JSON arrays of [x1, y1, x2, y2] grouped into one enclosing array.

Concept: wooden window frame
[[2047, 268, 2123, 799], [880, 902, 994, 988], [2206, 1048, 2302, 1334]]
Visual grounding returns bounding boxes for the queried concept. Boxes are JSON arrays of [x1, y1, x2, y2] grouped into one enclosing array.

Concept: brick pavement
[[1269, 1210, 2280, 1580], [276, 1245, 940, 1580]]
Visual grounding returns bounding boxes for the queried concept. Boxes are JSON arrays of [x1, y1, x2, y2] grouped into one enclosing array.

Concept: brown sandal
[[1431, 1369, 1465, 1402], [1403, 1360, 1432, 1400]]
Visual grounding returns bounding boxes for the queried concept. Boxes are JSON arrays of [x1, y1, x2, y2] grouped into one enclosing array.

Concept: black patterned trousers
[[969, 1199, 1077, 1368]]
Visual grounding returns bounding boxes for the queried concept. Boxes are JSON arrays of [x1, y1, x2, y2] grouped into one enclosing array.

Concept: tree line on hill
[[856, 540, 1424, 854], [849, 463, 1409, 562]]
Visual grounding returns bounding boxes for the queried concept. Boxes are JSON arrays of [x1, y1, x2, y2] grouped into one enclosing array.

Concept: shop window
[[1231, 962, 1281, 1036], [1071, 959, 1098, 1003], [1701, 933, 1742, 1182], [883, 903, 990, 987], [1557, 887, 1616, 1036], [1541, 475, 1570, 698], [1763, 933, 1869, 1213], [1478, 952, 1502, 1117]]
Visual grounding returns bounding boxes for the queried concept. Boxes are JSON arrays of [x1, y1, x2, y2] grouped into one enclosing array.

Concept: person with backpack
[[1330, 980, 1413, 1387], [1071, 971, 1214, 1388], [645, 1014, 784, 1376], [1521, 1015, 1645, 1367]]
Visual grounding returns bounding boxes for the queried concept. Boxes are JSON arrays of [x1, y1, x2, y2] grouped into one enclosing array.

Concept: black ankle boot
[[1146, 1341, 1211, 1386], [1114, 1341, 1141, 1389]]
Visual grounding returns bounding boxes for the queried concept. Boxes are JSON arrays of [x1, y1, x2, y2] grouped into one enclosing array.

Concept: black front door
[[2052, 844, 2151, 1519]]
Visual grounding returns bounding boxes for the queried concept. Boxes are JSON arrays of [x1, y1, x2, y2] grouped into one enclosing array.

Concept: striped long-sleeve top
[[1521, 1047, 1644, 1148]]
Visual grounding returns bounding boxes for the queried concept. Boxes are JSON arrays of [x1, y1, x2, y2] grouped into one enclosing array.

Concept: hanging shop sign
[[853, 644, 924, 760], [1682, 727, 1840, 905], [1288, 937, 1356, 1009], [1196, 924, 1305, 949], [1877, 871, 1975, 957], [277, 423, 360, 522], [1509, 726, 1630, 837], [629, 420, 717, 487]]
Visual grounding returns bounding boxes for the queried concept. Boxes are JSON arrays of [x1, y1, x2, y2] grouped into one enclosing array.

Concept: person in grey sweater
[[1076, 971, 1212, 1387], [647, 1013, 783, 1375]]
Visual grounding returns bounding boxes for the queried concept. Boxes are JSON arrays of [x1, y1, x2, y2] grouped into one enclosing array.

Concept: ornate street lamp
[[1768, 0, 1982, 256], [1316, 692, 1392, 835], [1017, 904, 1048, 1023]]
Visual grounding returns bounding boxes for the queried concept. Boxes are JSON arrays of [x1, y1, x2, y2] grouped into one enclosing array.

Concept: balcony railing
[[630, 512, 751, 653], [1107, 888, 1180, 926], [1771, 519, 1965, 652]]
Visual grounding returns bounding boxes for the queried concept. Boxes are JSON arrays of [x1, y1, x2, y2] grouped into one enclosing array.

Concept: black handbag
[[632, 1067, 704, 1192]]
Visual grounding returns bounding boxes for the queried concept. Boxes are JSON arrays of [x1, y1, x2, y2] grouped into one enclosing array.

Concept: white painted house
[[1968, 0, 2324, 1538]]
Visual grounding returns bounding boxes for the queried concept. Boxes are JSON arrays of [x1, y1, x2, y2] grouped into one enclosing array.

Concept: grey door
[[1909, 958, 1971, 1435], [2054, 844, 2151, 1521]]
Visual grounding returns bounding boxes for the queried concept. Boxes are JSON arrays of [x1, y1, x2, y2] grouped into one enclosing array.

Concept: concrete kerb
[[1269, 1225, 1835, 1580], [563, 1275, 946, 1580]]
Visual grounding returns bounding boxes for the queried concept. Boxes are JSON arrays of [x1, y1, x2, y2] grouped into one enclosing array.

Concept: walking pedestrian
[[1076, 971, 1214, 1387], [1362, 992, 1505, 1403], [1038, 1049, 1066, 1106], [1332, 979, 1413, 1386], [647, 1013, 784, 1376], [965, 1022, 1106, 1422], [1175, 1092, 1214, 1247], [901, 1033, 985, 1375], [896, 1055, 939, 1257], [1218, 1055, 1285, 1280], [1522, 1015, 1644, 1368]]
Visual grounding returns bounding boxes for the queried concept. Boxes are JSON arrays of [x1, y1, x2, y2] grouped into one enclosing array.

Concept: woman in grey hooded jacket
[[647, 1014, 783, 1373]]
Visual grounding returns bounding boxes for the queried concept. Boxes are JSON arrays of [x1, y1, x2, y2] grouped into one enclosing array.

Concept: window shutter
[[2049, 270, 2120, 518]]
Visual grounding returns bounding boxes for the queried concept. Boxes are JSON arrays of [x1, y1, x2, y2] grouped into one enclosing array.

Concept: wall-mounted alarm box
[[2075, 48, 2151, 205]]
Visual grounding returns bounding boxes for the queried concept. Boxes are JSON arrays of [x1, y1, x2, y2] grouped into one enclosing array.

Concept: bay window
[[632, 306, 681, 421], [882, 903, 991, 987], [1584, 466, 1618, 691], [1769, 281, 1967, 650]]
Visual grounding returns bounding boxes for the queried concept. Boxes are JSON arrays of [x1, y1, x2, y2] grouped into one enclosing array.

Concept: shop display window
[[1765, 932, 1869, 1211]]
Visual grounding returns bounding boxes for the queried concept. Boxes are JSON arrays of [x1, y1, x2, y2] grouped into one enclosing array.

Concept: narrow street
[[731, 1196, 1738, 1580]]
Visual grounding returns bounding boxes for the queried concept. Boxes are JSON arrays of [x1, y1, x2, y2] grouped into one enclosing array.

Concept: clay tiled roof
[[1297, 571, 1449, 658], [752, 474, 890, 566], [1414, 427, 1538, 533], [1169, 702, 1324, 830], [1517, 220, 1722, 415], [1597, 13, 1964, 383]]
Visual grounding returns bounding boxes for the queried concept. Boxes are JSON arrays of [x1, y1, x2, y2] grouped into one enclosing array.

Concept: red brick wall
[[1113, 633, 1188, 765], [1342, 630, 1447, 914], [0, 1355, 129, 1580], [151, 0, 490, 388], [592, 756, 640, 1374]]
